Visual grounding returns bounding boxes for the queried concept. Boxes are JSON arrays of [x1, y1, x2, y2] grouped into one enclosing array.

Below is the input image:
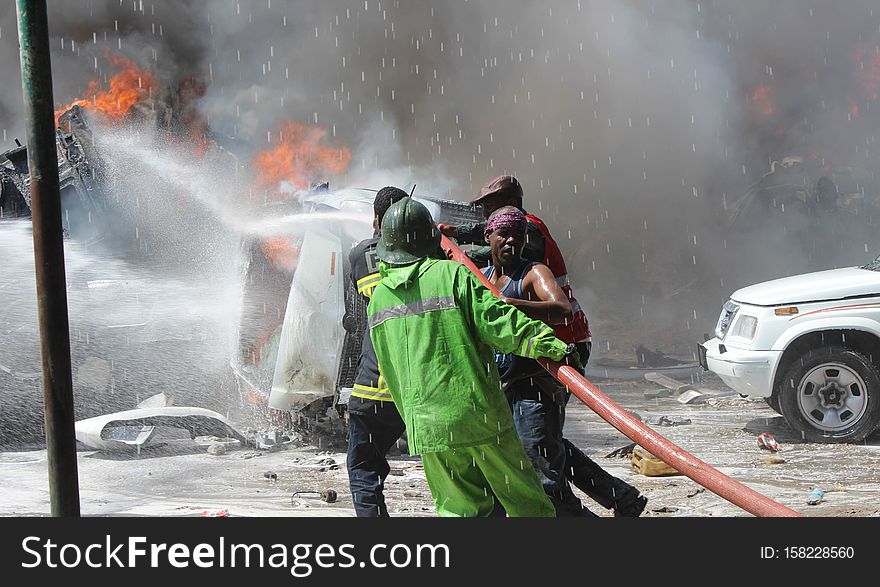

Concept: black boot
[[563, 438, 646, 516], [612, 489, 648, 517]]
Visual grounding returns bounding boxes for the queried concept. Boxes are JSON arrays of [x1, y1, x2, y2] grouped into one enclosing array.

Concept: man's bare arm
[[501, 263, 573, 325]]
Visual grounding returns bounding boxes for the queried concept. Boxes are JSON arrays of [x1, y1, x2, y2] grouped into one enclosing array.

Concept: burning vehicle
[[1, 87, 481, 446], [1, 105, 108, 240], [230, 186, 481, 443]]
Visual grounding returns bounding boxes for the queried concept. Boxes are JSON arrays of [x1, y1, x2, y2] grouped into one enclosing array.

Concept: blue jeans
[[508, 381, 593, 517], [346, 397, 406, 517]]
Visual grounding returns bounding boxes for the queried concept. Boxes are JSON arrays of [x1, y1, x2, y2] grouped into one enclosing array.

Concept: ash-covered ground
[[2, 372, 879, 518]]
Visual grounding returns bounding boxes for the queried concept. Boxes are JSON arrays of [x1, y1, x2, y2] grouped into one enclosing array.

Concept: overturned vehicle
[[230, 187, 481, 443]]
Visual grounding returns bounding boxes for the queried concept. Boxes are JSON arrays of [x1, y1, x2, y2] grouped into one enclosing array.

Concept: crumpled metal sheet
[[74, 406, 246, 451]]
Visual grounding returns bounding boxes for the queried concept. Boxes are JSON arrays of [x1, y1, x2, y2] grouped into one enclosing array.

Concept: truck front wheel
[[779, 346, 880, 443]]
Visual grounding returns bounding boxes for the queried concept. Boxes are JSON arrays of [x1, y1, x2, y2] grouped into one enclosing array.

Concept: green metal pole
[[15, 0, 80, 517]]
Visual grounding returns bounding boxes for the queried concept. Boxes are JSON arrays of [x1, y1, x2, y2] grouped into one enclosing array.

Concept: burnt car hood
[[731, 266, 880, 306]]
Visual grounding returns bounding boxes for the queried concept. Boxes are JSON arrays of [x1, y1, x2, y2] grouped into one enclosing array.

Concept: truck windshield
[[861, 254, 880, 271]]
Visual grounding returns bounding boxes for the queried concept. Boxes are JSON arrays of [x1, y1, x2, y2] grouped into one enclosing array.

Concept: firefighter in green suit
[[367, 197, 578, 517]]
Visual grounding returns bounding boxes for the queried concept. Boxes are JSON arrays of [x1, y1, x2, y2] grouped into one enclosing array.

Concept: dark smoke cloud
[[2, 0, 879, 360]]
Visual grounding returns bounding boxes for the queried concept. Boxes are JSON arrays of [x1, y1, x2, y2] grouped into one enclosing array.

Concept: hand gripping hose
[[441, 234, 800, 517]]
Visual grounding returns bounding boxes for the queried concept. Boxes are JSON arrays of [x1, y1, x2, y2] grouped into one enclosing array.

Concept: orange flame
[[853, 45, 880, 102], [261, 237, 300, 272], [55, 51, 155, 124], [253, 121, 352, 194], [850, 99, 860, 118], [749, 84, 775, 119]]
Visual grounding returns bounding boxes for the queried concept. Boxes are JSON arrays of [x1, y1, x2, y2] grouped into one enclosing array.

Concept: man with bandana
[[445, 177, 647, 517], [480, 206, 595, 515]]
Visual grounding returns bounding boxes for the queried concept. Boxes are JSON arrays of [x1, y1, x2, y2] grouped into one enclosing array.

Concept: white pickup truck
[[700, 255, 880, 443]]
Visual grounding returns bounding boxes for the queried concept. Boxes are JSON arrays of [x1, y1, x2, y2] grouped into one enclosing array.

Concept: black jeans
[[508, 380, 593, 517], [346, 397, 406, 517], [563, 437, 642, 511], [564, 341, 643, 513]]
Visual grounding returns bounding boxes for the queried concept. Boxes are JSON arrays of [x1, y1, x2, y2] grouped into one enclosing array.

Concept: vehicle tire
[[764, 395, 782, 415], [778, 346, 880, 443]]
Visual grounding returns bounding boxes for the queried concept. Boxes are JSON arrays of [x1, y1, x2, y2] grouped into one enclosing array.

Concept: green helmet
[[377, 197, 441, 265]]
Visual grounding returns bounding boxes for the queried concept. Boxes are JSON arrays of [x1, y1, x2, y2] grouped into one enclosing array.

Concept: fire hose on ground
[[440, 234, 800, 517]]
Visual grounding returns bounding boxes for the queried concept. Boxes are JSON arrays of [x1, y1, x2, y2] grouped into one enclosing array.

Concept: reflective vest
[[367, 257, 569, 454], [348, 236, 392, 401]]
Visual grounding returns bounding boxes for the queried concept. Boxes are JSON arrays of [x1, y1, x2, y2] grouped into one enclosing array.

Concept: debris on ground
[[290, 489, 338, 504], [644, 372, 697, 394], [687, 488, 706, 498], [757, 432, 781, 452], [605, 442, 636, 458], [635, 345, 686, 367], [201, 508, 229, 517], [263, 470, 278, 481], [651, 506, 679, 513], [643, 388, 673, 399], [706, 395, 762, 407], [316, 457, 339, 471], [759, 455, 786, 465], [631, 446, 681, 477], [645, 415, 692, 426], [206, 442, 227, 456], [677, 389, 707, 405], [253, 428, 290, 450], [806, 488, 825, 505]]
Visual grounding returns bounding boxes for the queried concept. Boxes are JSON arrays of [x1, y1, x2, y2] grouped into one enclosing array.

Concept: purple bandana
[[485, 209, 526, 238]]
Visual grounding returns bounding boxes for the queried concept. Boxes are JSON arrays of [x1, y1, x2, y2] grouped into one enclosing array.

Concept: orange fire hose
[[441, 234, 800, 517]]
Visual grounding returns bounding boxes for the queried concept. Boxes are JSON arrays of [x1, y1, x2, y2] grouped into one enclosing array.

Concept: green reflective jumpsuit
[[368, 257, 570, 517]]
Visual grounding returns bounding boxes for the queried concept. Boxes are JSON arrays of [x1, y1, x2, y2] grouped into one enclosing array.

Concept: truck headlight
[[714, 300, 740, 339], [729, 314, 758, 341]]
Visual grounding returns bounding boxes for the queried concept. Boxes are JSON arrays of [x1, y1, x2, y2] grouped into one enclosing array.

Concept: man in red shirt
[[441, 175, 646, 517]]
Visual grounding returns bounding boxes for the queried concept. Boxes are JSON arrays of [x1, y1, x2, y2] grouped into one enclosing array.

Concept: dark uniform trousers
[[346, 397, 405, 517]]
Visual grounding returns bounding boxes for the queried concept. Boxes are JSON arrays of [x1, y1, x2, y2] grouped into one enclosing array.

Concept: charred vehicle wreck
[[1, 106, 109, 241], [231, 188, 482, 444], [2, 101, 482, 446]]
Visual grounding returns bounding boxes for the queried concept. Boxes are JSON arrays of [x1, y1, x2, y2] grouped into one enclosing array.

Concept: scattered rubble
[[806, 488, 825, 505], [635, 345, 685, 367], [206, 442, 227, 456], [605, 442, 636, 458], [645, 415, 692, 427], [631, 446, 681, 477], [643, 388, 673, 399], [677, 389, 707, 405], [757, 432, 782, 452], [290, 488, 339, 505]]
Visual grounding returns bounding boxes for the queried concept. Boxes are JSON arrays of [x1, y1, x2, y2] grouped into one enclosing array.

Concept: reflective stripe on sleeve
[[524, 324, 554, 357], [357, 273, 382, 296], [351, 384, 394, 401]]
